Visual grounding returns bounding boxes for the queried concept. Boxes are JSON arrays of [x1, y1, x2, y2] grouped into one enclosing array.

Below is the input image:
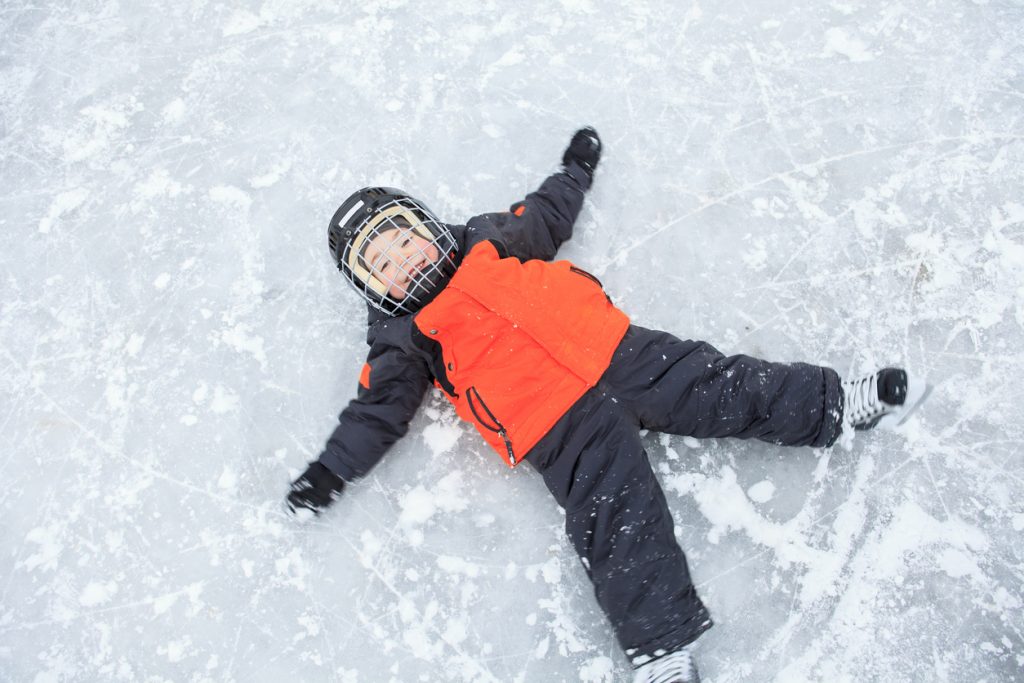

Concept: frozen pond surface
[[2, 1, 1023, 681]]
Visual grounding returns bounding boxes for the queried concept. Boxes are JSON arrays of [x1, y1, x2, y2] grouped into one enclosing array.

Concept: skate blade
[[876, 373, 931, 430]]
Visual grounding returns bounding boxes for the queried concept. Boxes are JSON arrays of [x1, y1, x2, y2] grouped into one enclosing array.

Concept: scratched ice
[[2, 2, 1023, 682]]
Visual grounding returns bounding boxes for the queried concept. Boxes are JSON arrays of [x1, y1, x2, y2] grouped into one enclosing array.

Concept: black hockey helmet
[[327, 187, 459, 316]]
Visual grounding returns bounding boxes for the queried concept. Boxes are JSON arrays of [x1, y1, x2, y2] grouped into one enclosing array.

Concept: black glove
[[561, 126, 602, 180], [286, 461, 345, 517]]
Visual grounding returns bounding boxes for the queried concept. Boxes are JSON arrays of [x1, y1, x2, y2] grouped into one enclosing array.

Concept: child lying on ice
[[285, 128, 926, 683]]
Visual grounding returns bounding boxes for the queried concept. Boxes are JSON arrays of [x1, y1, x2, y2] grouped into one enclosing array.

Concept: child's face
[[362, 226, 441, 300]]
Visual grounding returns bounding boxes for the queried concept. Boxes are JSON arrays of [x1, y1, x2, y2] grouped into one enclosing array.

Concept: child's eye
[[401, 238, 411, 248]]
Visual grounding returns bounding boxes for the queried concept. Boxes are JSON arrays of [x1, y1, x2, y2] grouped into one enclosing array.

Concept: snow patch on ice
[[133, 169, 185, 208], [778, 500, 992, 679], [398, 472, 469, 543], [79, 581, 118, 607], [23, 524, 63, 572], [580, 655, 615, 682], [741, 237, 769, 270], [747, 480, 775, 503], [249, 160, 292, 188], [161, 98, 186, 124], [209, 385, 239, 414], [482, 123, 505, 138], [436, 555, 481, 578], [216, 466, 238, 491], [936, 547, 983, 581], [667, 467, 821, 567], [223, 9, 264, 36], [823, 27, 873, 62], [423, 421, 462, 456], [38, 189, 88, 234], [209, 185, 252, 211], [219, 323, 267, 370]]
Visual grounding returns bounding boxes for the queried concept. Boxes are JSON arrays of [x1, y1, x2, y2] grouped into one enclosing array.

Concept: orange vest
[[415, 241, 630, 466]]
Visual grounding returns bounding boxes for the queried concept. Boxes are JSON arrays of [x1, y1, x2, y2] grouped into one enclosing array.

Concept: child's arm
[[321, 342, 432, 480], [469, 127, 602, 262], [286, 339, 432, 516]]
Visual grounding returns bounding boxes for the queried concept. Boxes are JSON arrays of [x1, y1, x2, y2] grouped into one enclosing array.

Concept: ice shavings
[[161, 98, 186, 124], [798, 455, 874, 605], [777, 500, 992, 679], [436, 555, 480, 578], [398, 472, 469, 544], [38, 189, 88, 234], [209, 385, 239, 414], [208, 185, 252, 211], [667, 466, 823, 567], [746, 479, 775, 503], [131, 169, 185, 211], [78, 581, 118, 607], [249, 160, 292, 188], [157, 635, 193, 663], [936, 547, 984, 581], [223, 9, 265, 36], [151, 586, 193, 616], [218, 322, 267, 371], [579, 655, 615, 682], [275, 548, 309, 590], [22, 524, 64, 572], [741, 236, 769, 271], [822, 27, 873, 62], [51, 95, 142, 164], [216, 466, 237, 492], [422, 421, 462, 456]]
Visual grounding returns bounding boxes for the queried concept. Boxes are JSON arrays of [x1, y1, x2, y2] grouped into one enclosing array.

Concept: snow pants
[[524, 325, 843, 664]]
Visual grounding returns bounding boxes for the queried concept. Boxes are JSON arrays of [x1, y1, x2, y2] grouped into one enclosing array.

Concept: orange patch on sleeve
[[513, 204, 525, 217], [359, 362, 371, 389]]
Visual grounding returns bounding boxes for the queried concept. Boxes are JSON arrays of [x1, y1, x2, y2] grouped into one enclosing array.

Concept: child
[[285, 128, 926, 683]]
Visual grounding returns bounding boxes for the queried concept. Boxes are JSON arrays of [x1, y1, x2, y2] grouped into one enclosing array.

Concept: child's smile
[[362, 226, 441, 300]]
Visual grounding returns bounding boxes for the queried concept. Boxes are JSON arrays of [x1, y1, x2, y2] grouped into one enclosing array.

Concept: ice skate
[[633, 647, 701, 683], [842, 367, 929, 433]]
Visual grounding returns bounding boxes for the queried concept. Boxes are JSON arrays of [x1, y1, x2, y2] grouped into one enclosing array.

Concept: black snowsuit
[[319, 164, 844, 663]]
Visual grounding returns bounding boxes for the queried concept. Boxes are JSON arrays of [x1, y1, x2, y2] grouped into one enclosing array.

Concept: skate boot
[[633, 647, 700, 683], [841, 367, 928, 432]]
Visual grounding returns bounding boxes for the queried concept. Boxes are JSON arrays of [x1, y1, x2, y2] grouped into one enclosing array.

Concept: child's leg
[[602, 325, 843, 447], [526, 390, 713, 665]]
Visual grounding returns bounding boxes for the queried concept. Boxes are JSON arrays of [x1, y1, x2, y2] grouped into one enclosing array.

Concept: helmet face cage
[[328, 188, 458, 316]]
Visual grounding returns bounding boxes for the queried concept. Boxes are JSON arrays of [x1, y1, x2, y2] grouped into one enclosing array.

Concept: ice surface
[[2, 1, 1023, 681]]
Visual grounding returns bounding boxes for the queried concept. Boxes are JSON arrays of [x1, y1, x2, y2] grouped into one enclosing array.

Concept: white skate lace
[[634, 648, 699, 683], [843, 373, 885, 427]]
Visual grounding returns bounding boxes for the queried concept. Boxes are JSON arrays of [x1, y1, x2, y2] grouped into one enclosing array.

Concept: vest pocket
[[466, 386, 517, 466]]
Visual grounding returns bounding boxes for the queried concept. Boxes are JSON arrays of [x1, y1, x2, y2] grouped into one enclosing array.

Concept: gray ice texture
[[1, 1, 1022, 682]]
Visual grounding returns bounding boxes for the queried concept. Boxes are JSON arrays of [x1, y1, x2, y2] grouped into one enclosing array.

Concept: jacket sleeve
[[467, 161, 592, 262], [317, 340, 432, 482]]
